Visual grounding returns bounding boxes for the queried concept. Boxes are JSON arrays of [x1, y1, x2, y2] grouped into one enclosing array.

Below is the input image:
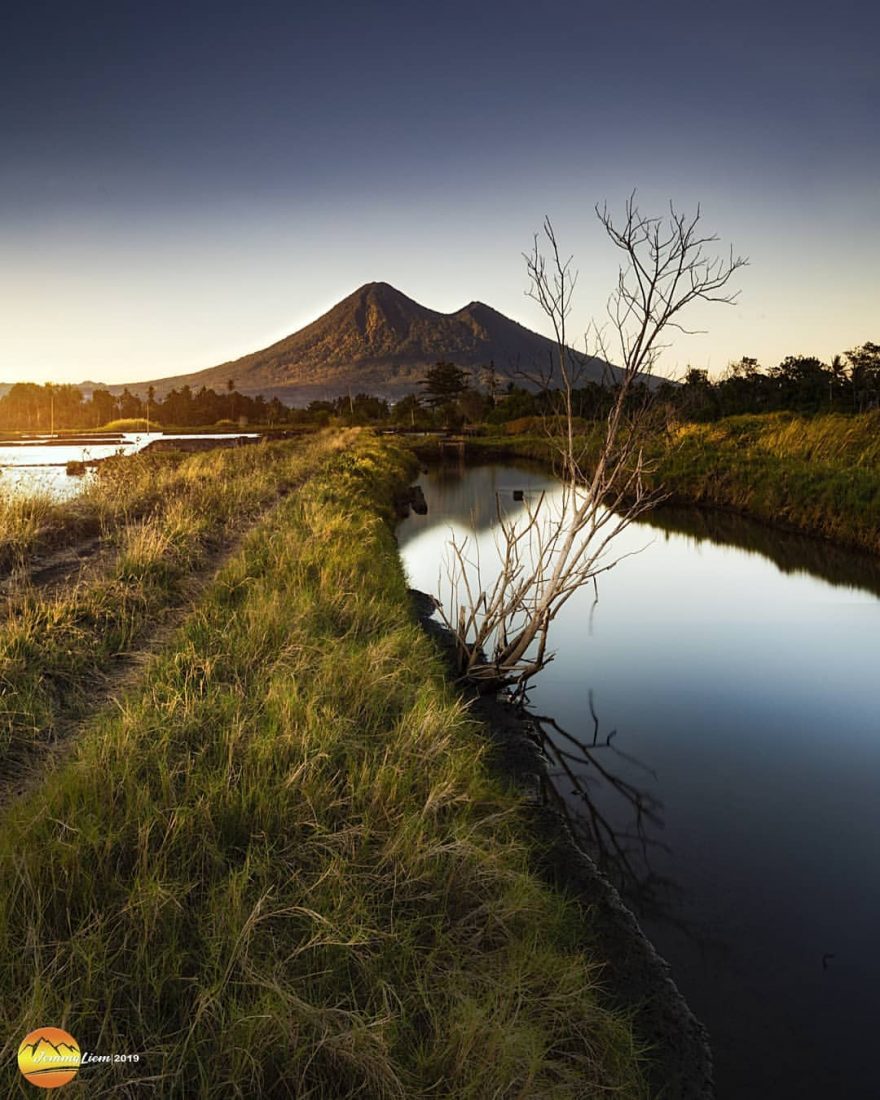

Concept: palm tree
[[829, 355, 845, 410]]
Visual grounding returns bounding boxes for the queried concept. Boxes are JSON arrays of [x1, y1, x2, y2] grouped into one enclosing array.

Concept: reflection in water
[[526, 693, 715, 944], [415, 460, 558, 536], [533, 696, 670, 902], [644, 504, 880, 599], [399, 461, 880, 1100]]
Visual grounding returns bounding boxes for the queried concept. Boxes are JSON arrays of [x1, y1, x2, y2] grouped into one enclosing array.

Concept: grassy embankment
[[0, 439, 333, 771], [0, 432, 646, 1098], [428, 411, 880, 555]]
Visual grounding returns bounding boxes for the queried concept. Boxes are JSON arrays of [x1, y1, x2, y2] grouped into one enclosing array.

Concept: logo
[[17, 1028, 81, 1089]]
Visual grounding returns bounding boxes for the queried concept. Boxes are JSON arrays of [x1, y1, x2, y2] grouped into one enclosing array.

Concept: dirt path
[[0, 489, 290, 810], [0, 533, 114, 606]]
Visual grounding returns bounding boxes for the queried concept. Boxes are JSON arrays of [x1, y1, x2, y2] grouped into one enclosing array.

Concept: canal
[[398, 461, 880, 1100]]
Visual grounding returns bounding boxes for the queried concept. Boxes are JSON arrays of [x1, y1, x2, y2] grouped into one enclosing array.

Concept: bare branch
[[438, 197, 744, 692]]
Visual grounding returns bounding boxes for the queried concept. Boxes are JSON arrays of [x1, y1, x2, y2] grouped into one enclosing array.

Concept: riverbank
[[411, 592, 713, 1099], [0, 432, 648, 1097], [410, 410, 880, 556]]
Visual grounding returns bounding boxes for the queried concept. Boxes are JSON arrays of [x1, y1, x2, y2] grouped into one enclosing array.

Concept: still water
[[398, 462, 880, 1100], [0, 433, 259, 497]]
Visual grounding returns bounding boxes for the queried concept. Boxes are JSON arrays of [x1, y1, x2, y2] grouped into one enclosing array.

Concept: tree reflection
[[526, 692, 698, 936]]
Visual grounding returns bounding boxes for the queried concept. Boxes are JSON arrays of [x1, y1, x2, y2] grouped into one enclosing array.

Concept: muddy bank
[[140, 434, 260, 453], [409, 588, 714, 1099]]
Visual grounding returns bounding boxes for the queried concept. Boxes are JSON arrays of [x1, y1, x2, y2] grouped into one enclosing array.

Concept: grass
[[0, 432, 646, 1097], [0, 436, 344, 770], [657, 411, 880, 551], [97, 418, 159, 431], [0, 439, 309, 575], [0, 489, 94, 574]]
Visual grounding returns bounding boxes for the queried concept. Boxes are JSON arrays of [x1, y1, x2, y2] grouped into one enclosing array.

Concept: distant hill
[[109, 282, 627, 403]]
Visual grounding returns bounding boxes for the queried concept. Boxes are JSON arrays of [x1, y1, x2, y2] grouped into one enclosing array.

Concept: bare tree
[[438, 195, 746, 694]]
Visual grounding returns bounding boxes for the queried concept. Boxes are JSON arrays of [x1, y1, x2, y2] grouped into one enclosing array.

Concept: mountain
[[115, 282, 625, 403], [20, 1038, 80, 1060]]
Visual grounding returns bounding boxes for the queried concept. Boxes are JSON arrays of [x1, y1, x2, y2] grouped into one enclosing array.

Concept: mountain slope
[[122, 282, 624, 403]]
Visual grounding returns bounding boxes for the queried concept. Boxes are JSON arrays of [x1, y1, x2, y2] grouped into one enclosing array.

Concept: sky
[[1, 0, 877, 386]]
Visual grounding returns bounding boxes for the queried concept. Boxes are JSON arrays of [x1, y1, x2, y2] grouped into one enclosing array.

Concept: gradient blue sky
[[1, 0, 877, 385]]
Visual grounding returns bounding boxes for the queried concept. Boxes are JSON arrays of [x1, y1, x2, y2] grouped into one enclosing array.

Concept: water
[[0, 433, 260, 497], [398, 462, 880, 1100]]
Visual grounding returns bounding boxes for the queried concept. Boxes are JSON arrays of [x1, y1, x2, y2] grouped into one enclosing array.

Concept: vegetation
[[0, 439, 335, 769], [0, 433, 646, 1097], [5, 336, 874, 437], [0, 442, 304, 576], [419, 361, 472, 422], [0, 381, 288, 432], [670, 342, 880, 418], [657, 412, 880, 551], [98, 417, 159, 431], [0, 489, 93, 575], [438, 199, 744, 694]]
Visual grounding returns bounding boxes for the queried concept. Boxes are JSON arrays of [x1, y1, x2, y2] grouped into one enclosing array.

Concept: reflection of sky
[[0, 438, 141, 467], [399, 463, 880, 1098], [0, 466, 96, 499], [0, 433, 259, 497]]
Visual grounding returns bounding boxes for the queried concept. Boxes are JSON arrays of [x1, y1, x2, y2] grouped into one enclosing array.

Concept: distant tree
[[90, 387, 118, 427], [268, 396, 286, 425], [768, 356, 830, 412], [481, 360, 500, 406], [715, 357, 769, 415], [0, 383, 45, 431], [829, 355, 847, 410], [679, 367, 718, 419], [391, 393, 429, 428], [419, 361, 470, 409], [458, 388, 488, 424], [485, 385, 539, 424], [845, 342, 880, 411], [118, 388, 142, 419]]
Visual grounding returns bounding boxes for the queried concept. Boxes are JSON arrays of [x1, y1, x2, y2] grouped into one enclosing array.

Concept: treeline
[[0, 382, 290, 432], [666, 342, 880, 420], [4, 341, 876, 433], [465, 343, 880, 426]]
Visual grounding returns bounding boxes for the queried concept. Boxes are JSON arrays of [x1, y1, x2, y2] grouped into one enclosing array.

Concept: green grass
[[656, 412, 880, 551], [97, 417, 159, 431], [0, 432, 646, 1098]]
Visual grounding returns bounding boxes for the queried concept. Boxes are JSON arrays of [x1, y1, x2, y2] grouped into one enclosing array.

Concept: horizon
[[2, 0, 877, 386]]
